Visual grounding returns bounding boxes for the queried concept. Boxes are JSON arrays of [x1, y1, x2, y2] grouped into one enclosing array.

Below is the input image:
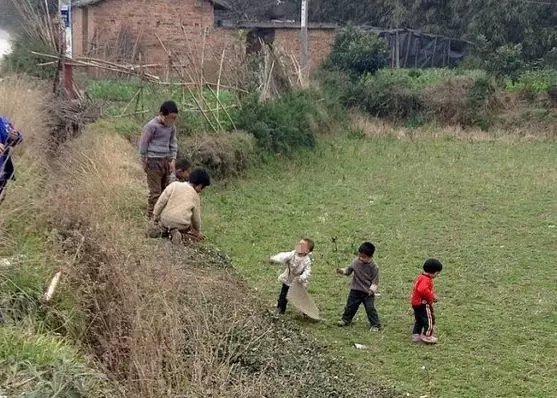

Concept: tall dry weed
[[46, 131, 279, 396], [0, 77, 51, 229], [348, 111, 557, 141], [47, 130, 387, 397]]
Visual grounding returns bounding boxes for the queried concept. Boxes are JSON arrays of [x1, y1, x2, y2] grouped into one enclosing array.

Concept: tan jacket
[[153, 182, 201, 231], [270, 250, 312, 288]]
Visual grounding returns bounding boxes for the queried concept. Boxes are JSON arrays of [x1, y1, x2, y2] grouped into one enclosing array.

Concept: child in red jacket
[[410, 258, 443, 344]]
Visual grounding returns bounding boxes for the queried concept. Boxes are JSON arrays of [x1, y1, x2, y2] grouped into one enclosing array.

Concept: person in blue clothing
[[0, 116, 23, 202]]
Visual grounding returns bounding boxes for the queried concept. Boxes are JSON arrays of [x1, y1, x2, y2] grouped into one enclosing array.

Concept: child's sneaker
[[369, 326, 381, 332], [411, 334, 422, 343], [170, 229, 183, 245], [420, 335, 438, 344], [337, 320, 349, 327]]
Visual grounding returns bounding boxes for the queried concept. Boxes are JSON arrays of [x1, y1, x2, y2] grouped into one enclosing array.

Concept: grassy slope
[[2, 114, 396, 396], [204, 134, 557, 397]]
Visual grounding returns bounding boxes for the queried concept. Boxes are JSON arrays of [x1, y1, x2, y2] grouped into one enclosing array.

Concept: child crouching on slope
[[268, 239, 314, 314]]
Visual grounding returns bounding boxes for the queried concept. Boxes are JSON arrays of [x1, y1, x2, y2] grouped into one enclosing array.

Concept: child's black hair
[[423, 258, 443, 273], [189, 168, 211, 188], [358, 241, 375, 257], [160, 101, 179, 115], [175, 158, 191, 170]]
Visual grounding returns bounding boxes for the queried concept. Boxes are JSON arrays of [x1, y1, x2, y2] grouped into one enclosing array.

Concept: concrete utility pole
[[300, 0, 309, 86], [58, 0, 75, 97]]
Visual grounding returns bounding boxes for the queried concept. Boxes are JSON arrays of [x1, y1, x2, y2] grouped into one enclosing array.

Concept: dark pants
[[0, 179, 7, 202], [413, 304, 435, 337], [145, 157, 171, 217], [342, 289, 381, 328], [0, 154, 15, 201], [277, 283, 290, 314]]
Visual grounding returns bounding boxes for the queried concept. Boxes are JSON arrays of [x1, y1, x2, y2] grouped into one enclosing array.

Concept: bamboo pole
[[155, 33, 218, 133], [216, 48, 225, 121]]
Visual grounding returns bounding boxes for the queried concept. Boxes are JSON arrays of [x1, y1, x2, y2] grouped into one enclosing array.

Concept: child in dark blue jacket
[[0, 116, 23, 201]]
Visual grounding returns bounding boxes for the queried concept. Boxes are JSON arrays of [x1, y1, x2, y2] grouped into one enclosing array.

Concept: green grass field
[[204, 135, 557, 397]]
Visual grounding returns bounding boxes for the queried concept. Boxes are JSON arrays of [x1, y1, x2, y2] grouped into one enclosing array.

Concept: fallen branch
[[43, 233, 85, 302]]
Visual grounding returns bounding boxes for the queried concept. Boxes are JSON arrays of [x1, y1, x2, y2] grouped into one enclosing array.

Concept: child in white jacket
[[268, 238, 314, 314]]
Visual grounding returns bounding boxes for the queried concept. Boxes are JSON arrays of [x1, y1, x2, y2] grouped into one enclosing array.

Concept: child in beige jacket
[[268, 238, 314, 314], [152, 168, 210, 244]]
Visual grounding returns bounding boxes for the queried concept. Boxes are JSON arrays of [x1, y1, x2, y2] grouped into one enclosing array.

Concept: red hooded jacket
[[411, 273, 435, 306]]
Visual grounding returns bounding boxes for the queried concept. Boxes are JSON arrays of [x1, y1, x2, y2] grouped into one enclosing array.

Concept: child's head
[[295, 238, 314, 257], [159, 101, 179, 126], [188, 168, 211, 193], [357, 241, 375, 263], [175, 158, 191, 182], [423, 258, 443, 277]]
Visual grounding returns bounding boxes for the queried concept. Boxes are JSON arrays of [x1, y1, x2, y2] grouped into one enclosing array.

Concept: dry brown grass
[[47, 130, 392, 397], [422, 76, 477, 126], [0, 77, 51, 229], [348, 110, 557, 142], [47, 131, 281, 396], [0, 77, 393, 397]]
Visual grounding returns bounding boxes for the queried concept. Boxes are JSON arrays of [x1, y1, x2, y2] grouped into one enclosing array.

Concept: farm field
[[204, 134, 557, 397]]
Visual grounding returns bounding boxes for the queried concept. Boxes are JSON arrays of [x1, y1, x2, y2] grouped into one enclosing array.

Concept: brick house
[[71, 0, 336, 80]]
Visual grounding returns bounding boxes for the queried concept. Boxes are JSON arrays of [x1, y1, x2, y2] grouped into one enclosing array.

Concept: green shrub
[[2, 36, 57, 80], [319, 67, 496, 128], [327, 26, 388, 78], [485, 43, 526, 80], [464, 76, 497, 129], [358, 70, 425, 120], [236, 91, 321, 153], [505, 69, 557, 100]]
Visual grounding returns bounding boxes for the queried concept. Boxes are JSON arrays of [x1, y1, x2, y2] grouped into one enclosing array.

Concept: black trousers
[[277, 283, 290, 313], [341, 289, 381, 328], [412, 304, 435, 336]]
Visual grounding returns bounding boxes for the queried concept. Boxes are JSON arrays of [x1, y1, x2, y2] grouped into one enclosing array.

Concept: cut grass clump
[[179, 131, 256, 179]]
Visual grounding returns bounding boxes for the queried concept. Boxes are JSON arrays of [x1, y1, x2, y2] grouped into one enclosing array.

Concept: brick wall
[[274, 28, 336, 72], [72, 0, 336, 81], [73, 0, 215, 63]]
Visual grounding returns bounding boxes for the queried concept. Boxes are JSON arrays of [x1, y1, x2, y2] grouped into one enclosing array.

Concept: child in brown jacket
[[336, 241, 381, 331]]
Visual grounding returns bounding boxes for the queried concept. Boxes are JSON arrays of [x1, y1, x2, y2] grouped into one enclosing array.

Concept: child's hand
[[335, 268, 344, 275], [0, 142, 5, 153], [433, 295, 438, 303], [8, 129, 19, 141]]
